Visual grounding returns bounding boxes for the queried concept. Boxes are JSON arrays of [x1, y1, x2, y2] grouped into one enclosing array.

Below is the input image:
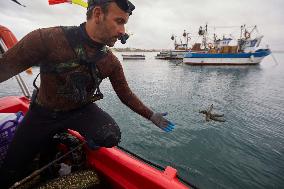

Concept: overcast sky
[[1, 0, 284, 50]]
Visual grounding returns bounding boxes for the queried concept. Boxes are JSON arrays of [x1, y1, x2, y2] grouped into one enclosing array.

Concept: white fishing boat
[[183, 25, 271, 65], [183, 49, 271, 65], [155, 30, 191, 60], [122, 54, 145, 60], [155, 50, 170, 59]]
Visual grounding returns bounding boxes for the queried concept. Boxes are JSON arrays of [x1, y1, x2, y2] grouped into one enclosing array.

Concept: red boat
[[0, 26, 192, 188]]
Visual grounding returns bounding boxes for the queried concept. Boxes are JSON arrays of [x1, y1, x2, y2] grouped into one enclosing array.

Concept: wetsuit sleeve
[[109, 58, 154, 120], [0, 29, 47, 82]]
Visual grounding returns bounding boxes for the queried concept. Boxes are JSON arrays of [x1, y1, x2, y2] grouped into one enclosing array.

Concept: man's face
[[96, 2, 129, 47]]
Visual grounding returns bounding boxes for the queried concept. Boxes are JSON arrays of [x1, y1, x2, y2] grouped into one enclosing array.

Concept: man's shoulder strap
[[61, 26, 83, 56], [60, 25, 107, 102], [61, 25, 108, 62]]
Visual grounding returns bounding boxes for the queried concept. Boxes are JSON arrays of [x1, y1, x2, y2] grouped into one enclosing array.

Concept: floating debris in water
[[199, 104, 225, 122]]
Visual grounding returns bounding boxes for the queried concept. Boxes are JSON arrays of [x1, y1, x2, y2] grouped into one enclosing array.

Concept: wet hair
[[86, 2, 111, 20]]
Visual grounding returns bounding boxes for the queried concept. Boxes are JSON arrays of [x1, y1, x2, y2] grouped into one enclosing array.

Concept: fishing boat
[[155, 50, 170, 59], [155, 50, 187, 60], [183, 49, 271, 65], [122, 54, 146, 60], [0, 25, 194, 188], [183, 25, 271, 65], [155, 30, 191, 60]]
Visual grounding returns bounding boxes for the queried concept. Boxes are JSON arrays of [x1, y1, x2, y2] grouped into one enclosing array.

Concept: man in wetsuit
[[0, 0, 175, 187]]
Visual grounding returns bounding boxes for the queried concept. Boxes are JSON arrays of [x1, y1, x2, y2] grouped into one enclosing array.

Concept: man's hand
[[150, 112, 175, 132]]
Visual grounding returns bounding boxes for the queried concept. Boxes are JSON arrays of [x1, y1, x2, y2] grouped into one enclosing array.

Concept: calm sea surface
[[0, 52, 283, 189]]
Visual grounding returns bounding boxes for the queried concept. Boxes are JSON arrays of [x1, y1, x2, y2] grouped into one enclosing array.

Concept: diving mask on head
[[88, 0, 135, 15]]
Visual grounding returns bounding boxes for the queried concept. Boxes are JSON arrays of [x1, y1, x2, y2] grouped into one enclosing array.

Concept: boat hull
[[156, 50, 207, 60], [122, 57, 145, 60], [122, 55, 145, 60], [183, 49, 271, 65]]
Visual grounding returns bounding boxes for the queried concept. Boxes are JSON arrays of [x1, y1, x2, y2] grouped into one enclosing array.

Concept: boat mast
[[183, 30, 190, 50], [198, 24, 208, 49], [248, 25, 257, 37], [205, 24, 208, 48], [171, 34, 175, 49], [240, 25, 244, 39]]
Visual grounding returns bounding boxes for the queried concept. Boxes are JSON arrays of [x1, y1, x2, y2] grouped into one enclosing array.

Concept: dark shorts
[[0, 103, 121, 188]]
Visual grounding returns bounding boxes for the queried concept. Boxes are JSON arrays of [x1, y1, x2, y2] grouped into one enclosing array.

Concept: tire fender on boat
[[208, 43, 213, 49], [245, 31, 251, 39], [250, 55, 255, 62]]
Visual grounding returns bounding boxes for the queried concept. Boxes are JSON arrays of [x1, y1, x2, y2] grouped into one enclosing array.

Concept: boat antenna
[[183, 30, 187, 37], [204, 23, 208, 49], [248, 25, 258, 37], [240, 25, 244, 39], [183, 30, 191, 49], [213, 33, 217, 42], [254, 25, 260, 35], [271, 52, 279, 67]]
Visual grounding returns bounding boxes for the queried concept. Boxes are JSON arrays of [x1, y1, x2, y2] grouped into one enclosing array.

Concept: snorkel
[[48, 0, 134, 44], [119, 33, 129, 44]]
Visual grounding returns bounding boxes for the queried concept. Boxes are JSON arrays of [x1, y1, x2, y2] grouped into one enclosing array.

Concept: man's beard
[[107, 37, 118, 47], [98, 21, 119, 47]]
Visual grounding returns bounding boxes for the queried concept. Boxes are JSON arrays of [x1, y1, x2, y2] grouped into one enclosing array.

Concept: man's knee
[[81, 114, 122, 148], [93, 123, 121, 148], [103, 123, 121, 147]]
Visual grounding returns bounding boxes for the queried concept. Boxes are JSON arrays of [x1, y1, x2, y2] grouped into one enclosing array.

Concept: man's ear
[[93, 7, 104, 24]]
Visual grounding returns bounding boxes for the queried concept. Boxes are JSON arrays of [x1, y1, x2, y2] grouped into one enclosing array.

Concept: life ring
[[250, 55, 255, 62], [25, 67, 33, 75], [208, 43, 213, 49], [245, 32, 250, 39]]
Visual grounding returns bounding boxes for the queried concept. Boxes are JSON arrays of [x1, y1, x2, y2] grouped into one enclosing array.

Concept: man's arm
[[109, 62, 153, 120], [0, 29, 47, 82], [109, 62, 175, 132]]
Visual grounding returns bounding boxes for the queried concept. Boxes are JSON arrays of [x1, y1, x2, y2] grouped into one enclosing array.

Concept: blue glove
[[150, 112, 175, 132]]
